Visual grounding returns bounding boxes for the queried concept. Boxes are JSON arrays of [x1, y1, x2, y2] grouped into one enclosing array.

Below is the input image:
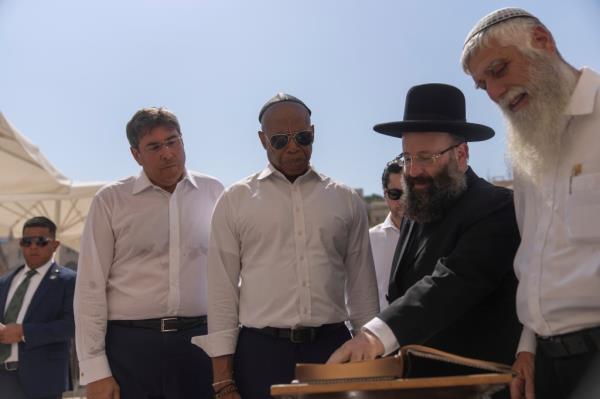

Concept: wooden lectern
[[271, 373, 512, 399]]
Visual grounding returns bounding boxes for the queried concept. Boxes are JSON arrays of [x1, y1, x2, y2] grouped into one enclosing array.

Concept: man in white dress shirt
[[74, 107, 224, 399], [195, 93, 378, 399], [369, 160, 404, 310], [461, 8, 600, 399]]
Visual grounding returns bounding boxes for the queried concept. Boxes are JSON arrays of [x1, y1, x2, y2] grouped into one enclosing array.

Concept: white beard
[[501, 54, 578, 180]]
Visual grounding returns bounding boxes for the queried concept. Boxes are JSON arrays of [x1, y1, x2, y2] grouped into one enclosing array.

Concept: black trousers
[[233, 324, 351, 399], [106, 323, 213, 399], [535, 346, 597, 399]]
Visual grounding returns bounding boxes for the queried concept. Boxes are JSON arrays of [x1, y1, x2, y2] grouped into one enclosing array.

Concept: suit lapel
[[0, 266, 24, 323], [411, 234, 429, 262], [388, 219, 414, 295], [24, 263, 60, 321]]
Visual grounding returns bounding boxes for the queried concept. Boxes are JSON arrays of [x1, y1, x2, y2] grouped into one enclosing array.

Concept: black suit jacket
[[0, 263, 76, 397], [380, 168, 521, 366]]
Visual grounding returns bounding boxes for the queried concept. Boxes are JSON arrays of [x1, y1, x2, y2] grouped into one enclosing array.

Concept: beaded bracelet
[[214, 383, 238, 398]]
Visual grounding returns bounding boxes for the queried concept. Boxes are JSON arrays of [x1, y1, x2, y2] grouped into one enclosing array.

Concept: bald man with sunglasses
[[194, 93, 379, 399]]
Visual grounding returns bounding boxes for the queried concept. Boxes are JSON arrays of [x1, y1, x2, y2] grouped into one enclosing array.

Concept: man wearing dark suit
[[329, 84, 521, 395], [0, 216, 76, 399]]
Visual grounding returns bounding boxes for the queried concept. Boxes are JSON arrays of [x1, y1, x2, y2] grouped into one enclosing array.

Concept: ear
[[456, 143, 469, 172], [51, 240, 60, 253], [130, 147, 143, 166], [258, 131, 268, 150], [531, 25, 557, 54]]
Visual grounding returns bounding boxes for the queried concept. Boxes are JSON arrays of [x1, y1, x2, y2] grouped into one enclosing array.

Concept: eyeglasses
[[143, 135, 183, 154], [267, 130, 314, 150], [385, 188, 403, 201], [396, 143, 462, 168], [19, 236, 53, 248]]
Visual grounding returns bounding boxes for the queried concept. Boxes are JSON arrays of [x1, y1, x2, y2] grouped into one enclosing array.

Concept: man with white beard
[[462, 8, 600, 399]]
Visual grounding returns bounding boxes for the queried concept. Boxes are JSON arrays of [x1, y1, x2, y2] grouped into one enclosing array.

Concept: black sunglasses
[[385, 188, 403, 201], [268, 130, 314, 150], [19, 236, 52, 248]]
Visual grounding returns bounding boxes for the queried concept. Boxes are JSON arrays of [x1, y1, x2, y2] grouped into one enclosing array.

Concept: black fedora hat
[[373, 83, 494, 142]]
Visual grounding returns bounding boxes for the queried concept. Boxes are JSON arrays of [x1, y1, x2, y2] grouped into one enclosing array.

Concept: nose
[[284, 135, 301, 152], [486, 80, 507, 104], [159, 145, 176, 160], [406, 161, 426, 177]]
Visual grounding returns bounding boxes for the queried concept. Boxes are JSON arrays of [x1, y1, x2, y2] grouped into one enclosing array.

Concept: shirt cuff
[[516, 326, 537, 355], [192, 327, 239, 357], [363, 317, 399, 356], [78, 354, 112, 385]]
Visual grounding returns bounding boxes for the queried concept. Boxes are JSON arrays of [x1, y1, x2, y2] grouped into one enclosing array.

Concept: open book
[[295, 345, 513, 384]]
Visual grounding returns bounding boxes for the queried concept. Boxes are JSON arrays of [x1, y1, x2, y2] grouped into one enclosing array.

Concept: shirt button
[[298, 231, 303, 236], [299, 256, 304, 261], [295, 207, 300, 212]]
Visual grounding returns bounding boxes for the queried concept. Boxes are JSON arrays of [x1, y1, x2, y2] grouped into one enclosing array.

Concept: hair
[[126, 107, 181, 148], [381, 161, 403, 190], [23, 216, 57, 238], [461, 16, 563, 74]]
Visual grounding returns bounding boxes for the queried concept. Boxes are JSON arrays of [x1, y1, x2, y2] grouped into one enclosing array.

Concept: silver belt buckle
[[160, 317, 178, 332]]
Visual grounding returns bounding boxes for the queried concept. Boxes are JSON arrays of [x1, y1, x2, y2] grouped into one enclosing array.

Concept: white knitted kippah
[[464, 7, 537, 47]]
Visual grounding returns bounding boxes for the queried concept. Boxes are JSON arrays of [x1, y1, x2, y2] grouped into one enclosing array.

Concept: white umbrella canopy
[[0, 112, 72, 196], [0, 183, 104, 251], [0, 112, 105, 251]]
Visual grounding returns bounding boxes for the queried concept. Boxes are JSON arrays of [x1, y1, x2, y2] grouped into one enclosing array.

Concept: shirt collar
[[257, 164, 325, 182], [382, 213, 400, 232], [24, 259, 53, 277], [565, 68, 600, 116], [132, 169, 195, 195]]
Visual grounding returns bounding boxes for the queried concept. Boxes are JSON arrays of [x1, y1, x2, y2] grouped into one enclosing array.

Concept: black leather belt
[[244, 322, 346, 344], [1, 361, 18, 371], [537, 326, 600, 358], [108, 316, 207, 333]]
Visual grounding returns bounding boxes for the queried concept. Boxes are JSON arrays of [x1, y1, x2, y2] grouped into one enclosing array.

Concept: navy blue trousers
[[106, 323, 213, 399], [0, 369, 60, 399], [233, 325, 351, 399]]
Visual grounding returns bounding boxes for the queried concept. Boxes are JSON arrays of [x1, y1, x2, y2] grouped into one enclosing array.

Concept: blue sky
[[1, 0, 599, 195]]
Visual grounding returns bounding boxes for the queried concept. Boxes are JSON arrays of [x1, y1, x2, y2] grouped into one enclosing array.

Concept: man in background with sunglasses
[[328, 84, 521, 396], [75, 107, 224, 399], [0, 216, 75, 399], [195, 93, 378, 399], [369, 160, 405, 311]]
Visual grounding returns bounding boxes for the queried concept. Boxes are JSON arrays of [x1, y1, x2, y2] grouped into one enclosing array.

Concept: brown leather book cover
[[295, 344, 512, 384]]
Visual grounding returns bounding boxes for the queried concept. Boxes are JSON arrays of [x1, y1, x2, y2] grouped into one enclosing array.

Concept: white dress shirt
[[369, 213, 400, 310], [514, 68, 600, 354], [194, 165, 379, 357], [3, 260, 53, 362], [74, 169, 224, 385]]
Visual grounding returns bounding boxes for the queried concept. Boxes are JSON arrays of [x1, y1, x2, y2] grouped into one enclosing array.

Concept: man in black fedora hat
[[329, 84, 521, 390]]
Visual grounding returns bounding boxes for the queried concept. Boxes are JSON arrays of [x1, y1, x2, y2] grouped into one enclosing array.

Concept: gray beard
[[502, 54, 578, 180], [404, 158, 467, 224]]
